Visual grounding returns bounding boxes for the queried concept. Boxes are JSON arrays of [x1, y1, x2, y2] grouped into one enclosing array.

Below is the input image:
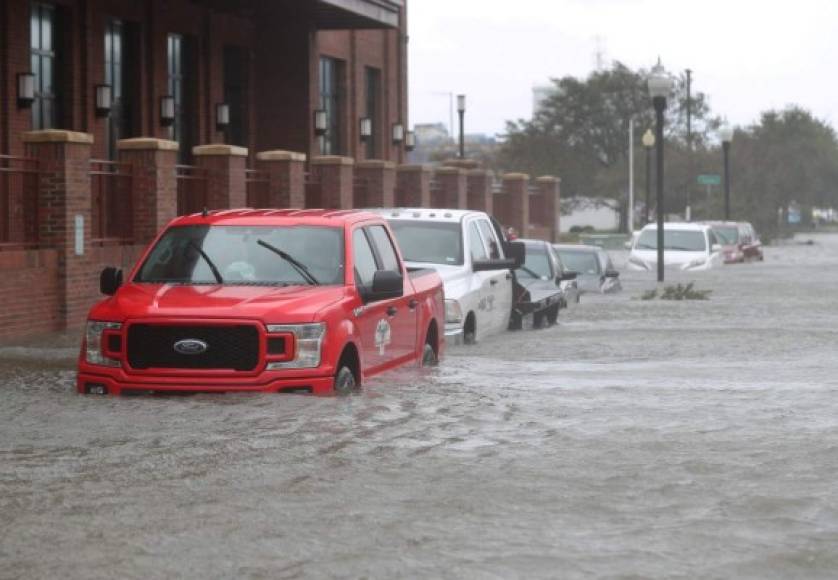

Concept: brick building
[[0, 0, 562, 342]]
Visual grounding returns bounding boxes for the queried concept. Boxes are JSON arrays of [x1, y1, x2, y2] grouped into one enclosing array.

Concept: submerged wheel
[[334, 365, 357, 396], [547, 304, 560, 325], [421, 342, 438, 367], [463, 314, 476, 345], [509, 312, 523, 331]]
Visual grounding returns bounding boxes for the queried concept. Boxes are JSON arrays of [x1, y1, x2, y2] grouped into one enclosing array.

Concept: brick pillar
[[256, 150, 307, 208], [23, 130, 94, 330], [355, 160, 396, 207], [467, 169, 493, 214], [311, 156, 355, 209], [193, 144, 249, 210], [396, 165, 432, 207], [536, 176, 561, 242], [117, 138, 179, 244], [502, 173, 530, 238], [433, 167, 467, 209]]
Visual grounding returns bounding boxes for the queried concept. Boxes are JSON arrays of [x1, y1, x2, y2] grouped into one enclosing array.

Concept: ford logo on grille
[[173, 339, 209, 355]]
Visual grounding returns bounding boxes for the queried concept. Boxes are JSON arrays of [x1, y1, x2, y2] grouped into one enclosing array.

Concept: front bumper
[[77, 368, 335, 396]]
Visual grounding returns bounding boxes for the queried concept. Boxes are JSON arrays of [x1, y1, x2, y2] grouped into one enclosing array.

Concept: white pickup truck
[[375, 209, 521, 345]]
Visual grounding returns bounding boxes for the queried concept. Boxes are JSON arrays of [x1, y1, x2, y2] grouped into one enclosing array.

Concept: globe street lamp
[[457, 94, 466, 159], [642, 129, 655, 225], [719, 123, 734, 221], [647, 59, 674, 283]]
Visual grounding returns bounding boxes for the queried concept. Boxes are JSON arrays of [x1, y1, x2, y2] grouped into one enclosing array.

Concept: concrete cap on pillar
[[434, 166, 466, 176], [356, 160, 396, 169], [117, 137, 179, 151], [193, 144, 249, 157], [22, 130, 94, 144], [256, 150, 307, 162], [502, 172, 530, 181], [535, 175, 560, 183], [442, 158, 481, 170], [311, 155, 355, 166]]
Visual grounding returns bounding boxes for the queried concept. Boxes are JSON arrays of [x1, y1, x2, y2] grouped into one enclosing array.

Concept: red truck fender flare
[[330, 318, 366, 378]]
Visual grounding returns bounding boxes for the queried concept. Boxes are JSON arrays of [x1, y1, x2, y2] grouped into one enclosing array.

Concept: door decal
[[375, 319, 392, 355]]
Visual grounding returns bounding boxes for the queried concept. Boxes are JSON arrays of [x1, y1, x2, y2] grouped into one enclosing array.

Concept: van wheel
[[334, 366, 357, 396], [463, 313, 476, 345], [422, 342, 438, 367]]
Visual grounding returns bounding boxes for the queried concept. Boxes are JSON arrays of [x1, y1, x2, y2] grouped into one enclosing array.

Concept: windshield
[[713, 226, 740, 244], [557, 250, 601, 275], [636, 230, 707, 252], [518, 245, 554, 279], [388, 221, 463, 265], [135, 225, 344, 286]]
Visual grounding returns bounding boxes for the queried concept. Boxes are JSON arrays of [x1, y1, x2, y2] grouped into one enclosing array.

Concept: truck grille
[[127, 324, 260, 371]]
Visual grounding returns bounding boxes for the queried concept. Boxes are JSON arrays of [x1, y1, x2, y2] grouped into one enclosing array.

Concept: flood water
[[2, 234, 838, 579]]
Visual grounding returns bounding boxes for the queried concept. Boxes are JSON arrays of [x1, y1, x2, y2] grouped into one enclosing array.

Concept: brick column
[[396, 165, 432, 207], [355, 160, 396, 207], [117, 138, 179, 244], [193, 144, 249, 210], [502, 173, 530, 238], [256, 150, 307, 208], [467, 169, 493, 214], [536, 176, 561, 242], [433, 167, 467, 209], [23, 130, 94, 330], [311, 156, 355, 209]]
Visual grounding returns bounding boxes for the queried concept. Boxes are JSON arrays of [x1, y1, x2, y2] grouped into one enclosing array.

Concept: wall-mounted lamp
[[95, 84, 112, 117], [392, 123, 405, 145], [160, 95, 175, 127], [359, 117, 372, 142], [216, 103, 230, 132], [405, 131, 416, 152], [314, 109, 328, 136], [17, 73, 35, 109]]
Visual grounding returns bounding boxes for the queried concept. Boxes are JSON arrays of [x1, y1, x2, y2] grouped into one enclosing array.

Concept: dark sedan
[[510, 239, 573, 329], [553, 244, 621, 294]]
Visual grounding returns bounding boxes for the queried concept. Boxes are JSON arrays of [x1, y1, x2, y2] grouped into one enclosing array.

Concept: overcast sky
[[408, 0, 838, 137]]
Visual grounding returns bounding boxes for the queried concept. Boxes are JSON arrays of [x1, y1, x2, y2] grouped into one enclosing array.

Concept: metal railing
[[245, 169, 271, 209], [176, 165, 209, 216], [0, 155, 40, 248], [90, 159, 133, 243]]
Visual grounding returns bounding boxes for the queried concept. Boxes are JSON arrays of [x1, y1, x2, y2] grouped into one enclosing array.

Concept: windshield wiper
[[187, 240, 223, 284], [257, 239, 320, 286], [519, 266, 542, 279]]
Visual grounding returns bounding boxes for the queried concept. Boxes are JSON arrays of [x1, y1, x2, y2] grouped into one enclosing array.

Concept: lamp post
[[457, 94, 466, 159], [719, 123, 734, 221], [642, 129, 655, 225], [647, 59, 673, 284]]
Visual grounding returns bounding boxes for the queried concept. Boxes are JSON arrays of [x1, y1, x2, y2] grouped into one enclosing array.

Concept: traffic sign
[[697, 174, 721, 186]]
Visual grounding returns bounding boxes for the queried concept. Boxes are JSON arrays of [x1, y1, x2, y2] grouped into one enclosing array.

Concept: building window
[[223, 46, 250, 148], [319, 57, 344, 156], [31, 2, 57, 130], [104, 20, 129, 159], [167, 34, 195, 162], [365, 67, 381, 159]]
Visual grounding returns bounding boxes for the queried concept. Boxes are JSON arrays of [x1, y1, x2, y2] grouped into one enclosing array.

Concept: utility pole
[[628, 118, 634, 234], [685, 68, 692, 222]]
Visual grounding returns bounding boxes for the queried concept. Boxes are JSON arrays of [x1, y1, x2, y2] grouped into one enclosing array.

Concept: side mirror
[[505, 241, 526, 269], [100, 267, 123, 296], [473, 258, 517, 272], [711, 244, 722, 253], [366, 270, 403, 302], [560, 271, 578, 282], [605, 269, 620, 278]]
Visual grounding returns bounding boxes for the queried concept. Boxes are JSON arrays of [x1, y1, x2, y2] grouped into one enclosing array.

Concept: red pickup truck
[[77, 209, 445, 396]]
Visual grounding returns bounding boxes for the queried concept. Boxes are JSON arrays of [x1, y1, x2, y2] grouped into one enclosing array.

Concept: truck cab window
[[468, 221, 488, 262], [353, 229, 378, 289], [367, 225, 400, 273], [477, 220, 502, 259]]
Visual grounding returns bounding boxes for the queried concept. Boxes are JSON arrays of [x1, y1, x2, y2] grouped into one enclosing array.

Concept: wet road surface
[[2, 234, 838, 579]]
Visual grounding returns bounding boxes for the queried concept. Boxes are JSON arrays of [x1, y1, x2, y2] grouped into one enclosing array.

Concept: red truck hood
[[92, 283, 347, 324]]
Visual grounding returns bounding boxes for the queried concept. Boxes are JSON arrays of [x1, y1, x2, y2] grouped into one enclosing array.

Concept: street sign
[[697, 174, 721, 186]]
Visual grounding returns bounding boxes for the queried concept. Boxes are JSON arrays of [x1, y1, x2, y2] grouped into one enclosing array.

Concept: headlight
[[445, 300, 463, 324], [85, 321, 122, 367], [266, 323, 326, 370]]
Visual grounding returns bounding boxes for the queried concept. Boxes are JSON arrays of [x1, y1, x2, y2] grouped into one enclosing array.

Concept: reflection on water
[[2, 235, 838, 579]]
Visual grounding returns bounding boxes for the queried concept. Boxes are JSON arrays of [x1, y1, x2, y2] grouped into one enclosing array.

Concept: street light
[[642, 129, 655, 225], [457, 94, 466, 159], [719, 123, 734, 221], [647, 58, 674, 284]]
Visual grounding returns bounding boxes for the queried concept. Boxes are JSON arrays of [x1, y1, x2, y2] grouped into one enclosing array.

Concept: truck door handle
[[490, 279, 498, 286], [408, 299, 419, 310], [387, 306, 398, 317]]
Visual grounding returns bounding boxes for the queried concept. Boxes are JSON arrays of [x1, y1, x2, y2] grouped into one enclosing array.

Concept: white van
[[375, 209, 515, 344], [627, 223, 723, 272]]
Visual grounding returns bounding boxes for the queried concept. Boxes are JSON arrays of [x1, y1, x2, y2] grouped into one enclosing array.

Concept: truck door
[[366, 225, 418, 365], [465, 219, 495, 339], [477, 218, 514, 333], [352, 228, 392, 375]]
